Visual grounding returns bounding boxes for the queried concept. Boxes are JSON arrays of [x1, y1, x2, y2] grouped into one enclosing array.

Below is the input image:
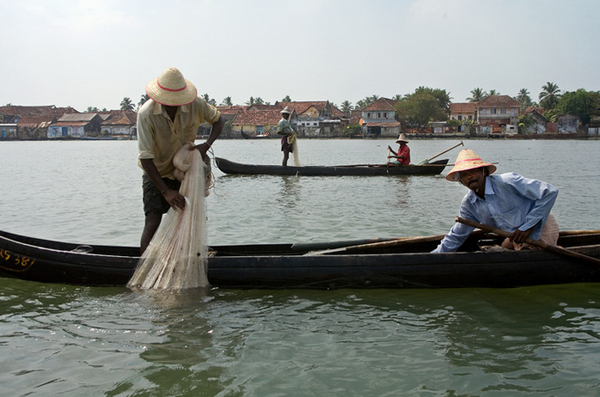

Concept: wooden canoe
[[1, 229, 600, 289], [215, 157, 449, 176], [241, 131, 270, 139]]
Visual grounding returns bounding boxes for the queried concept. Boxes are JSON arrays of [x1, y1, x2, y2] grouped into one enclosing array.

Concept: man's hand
[[163, 188, 186, 210], [509, 226, 534, 244], [192, 142, 211, 162]]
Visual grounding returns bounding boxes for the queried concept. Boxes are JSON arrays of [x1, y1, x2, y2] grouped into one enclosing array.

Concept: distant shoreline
[[1, 133, 598, 142]]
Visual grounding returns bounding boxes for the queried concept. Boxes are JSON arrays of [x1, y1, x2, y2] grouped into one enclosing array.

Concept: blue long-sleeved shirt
[[432, 173, 558, 253]]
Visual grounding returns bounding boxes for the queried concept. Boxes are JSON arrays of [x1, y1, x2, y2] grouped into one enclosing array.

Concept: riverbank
[[2, 133, 598, 141]]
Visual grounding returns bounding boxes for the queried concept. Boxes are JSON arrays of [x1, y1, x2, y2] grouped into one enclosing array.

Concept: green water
[[1, 139, 600, 395]]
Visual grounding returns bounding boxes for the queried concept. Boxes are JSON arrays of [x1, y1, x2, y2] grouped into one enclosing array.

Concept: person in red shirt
[[387, 134, 410, 165]]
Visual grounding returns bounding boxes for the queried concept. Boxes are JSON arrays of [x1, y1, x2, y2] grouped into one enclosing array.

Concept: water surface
[[1, 139, 600, 396]]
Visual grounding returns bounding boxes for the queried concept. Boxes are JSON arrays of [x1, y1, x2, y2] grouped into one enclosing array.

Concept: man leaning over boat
[[432, 149, 559, 253]]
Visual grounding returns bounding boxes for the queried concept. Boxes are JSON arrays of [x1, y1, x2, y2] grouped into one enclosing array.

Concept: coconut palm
[[137, 94, 149, 110], [340, 100, 353, 114], [488, 89, 500, 96], [467, 88, 487, 102], [516, 88, 533, 110], [221, 97, 233, 106], [539, 82, 562, 110], [281, 95, 292, 102], [202, 94, 217, 106], [120, 97, 134, 110]]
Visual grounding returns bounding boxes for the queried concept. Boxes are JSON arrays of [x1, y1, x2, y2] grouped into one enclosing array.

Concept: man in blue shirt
[[433, 149, 559, 253]]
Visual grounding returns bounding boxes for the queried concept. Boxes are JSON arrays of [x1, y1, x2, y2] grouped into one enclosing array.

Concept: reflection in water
[[389, 175, 410, 206], [1, 278, 600, 396], [276, 175, 301, 210], [2, 140, 600, 395]]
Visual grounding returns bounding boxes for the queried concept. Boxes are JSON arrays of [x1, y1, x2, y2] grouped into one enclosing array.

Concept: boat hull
[[215, 157, 449, 176], [1, 229, 600, 289]]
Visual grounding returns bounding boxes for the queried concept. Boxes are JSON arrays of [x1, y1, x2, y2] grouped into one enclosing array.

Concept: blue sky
[[1, 0, 599, 111]]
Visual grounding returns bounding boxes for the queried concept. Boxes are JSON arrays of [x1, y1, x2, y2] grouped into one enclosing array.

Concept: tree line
[[101, 82, 599, 128]]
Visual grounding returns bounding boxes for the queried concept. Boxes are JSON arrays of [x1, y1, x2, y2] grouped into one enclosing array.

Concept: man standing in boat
[[432, 149, 559, 253], [137, 67, 224, 254], [277, 106, 299, 166], [387, 134, 410, 165]]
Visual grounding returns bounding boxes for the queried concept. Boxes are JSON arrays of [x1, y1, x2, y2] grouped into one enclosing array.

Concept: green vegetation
[[395, 87, 451, 128]]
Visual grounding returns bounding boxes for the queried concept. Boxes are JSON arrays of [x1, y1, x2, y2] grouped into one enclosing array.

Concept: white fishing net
[[128, 142, 210, 291], [289, 133, 301, 166]]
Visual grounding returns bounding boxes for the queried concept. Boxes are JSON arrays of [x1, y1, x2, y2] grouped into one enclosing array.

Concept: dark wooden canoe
[[241, 131, 270, 139], [215, 157, 449, 176], [1, 229, 600, 289]]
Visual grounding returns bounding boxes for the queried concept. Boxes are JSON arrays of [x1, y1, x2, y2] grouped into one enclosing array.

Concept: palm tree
[[340, 100, 353, 114], [120, 97, 134, 110], [539, 82, 562, 110], [467, 88, 487, 102], [392, 94, 402, 101], [281, 95, 292, 102], [516, 88, 532, 110], [221, 97, 233, 106], [137, 94, 149, 110], [245, 96, 255, 106], [488, 89, 500, 96], [201, 94, 217, 106]]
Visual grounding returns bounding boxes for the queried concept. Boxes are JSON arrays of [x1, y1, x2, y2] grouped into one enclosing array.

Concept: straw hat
[[280, 106, 292, 114], [145, 67, 197, 106], [445, 149, 497, 182], [396, 133, 409, 143]]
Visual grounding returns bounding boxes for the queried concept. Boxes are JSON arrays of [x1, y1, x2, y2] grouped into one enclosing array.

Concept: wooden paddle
[[418, 141, 464, 165], [306, 233, 451, 256], [456, 217, 600, 266]]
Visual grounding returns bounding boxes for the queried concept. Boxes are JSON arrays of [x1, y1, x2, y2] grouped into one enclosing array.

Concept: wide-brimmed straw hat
[[145, 67, 197, 106], [445, 149, 497, 182], [280, 106, 292, 114], [396, 133, 408, 143]]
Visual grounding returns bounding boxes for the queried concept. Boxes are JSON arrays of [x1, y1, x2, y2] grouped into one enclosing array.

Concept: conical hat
[[445, 149, 497, 182], [146, 67, 197, 106]]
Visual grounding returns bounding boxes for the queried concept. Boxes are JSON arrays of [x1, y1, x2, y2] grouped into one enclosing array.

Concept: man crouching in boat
[[432, 149, 559, 253]]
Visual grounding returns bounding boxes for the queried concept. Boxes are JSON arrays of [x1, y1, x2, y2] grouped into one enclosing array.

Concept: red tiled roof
[[101, 110, 137, 126], [364, 121, 401, 127], [16, 115, 57, 126], [477, 95, 520, 107], [233, 109, 282, 125], [362, 98, 397, 112], [524, 106, 545, 115], [217, 105, 247, 115], [0, 105, 78, 117], [284, 101, 328, 114], [449, 102, 476, 114]]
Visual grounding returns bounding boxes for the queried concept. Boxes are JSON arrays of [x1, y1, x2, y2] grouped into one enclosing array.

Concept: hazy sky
[[1, 0, 599, 111]]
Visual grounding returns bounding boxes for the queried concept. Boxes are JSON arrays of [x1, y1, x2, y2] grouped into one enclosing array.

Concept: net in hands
[[128, 142, 211, 291]]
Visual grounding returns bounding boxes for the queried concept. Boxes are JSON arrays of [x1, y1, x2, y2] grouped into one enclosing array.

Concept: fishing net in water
[[128, 142, 211, 291]]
